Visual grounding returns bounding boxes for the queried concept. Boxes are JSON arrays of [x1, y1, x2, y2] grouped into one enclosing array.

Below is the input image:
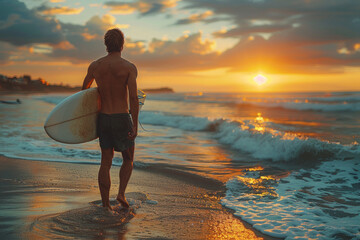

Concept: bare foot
[[116, 194, 130, 208], [104, 204, 113, 211]]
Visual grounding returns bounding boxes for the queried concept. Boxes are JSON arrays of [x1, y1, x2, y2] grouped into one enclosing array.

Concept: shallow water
[[1, 91, 359, 239], [29, 196, 147, 239]]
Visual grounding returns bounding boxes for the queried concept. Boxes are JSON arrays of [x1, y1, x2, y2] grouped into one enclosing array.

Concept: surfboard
[[44, 88, 146, 144]]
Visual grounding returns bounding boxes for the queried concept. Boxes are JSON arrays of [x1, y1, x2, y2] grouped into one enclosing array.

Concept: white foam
[[35, 95, 68, 105], [222, 159, 360, 239], [140, 111, 359, 162], [260, 101, 360, 112], [140, 111, 213, 131]]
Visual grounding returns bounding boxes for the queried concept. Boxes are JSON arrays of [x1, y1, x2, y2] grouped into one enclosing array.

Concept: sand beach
[[0, 155, 277, 240]]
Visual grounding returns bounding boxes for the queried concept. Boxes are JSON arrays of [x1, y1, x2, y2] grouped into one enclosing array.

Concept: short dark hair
[[104, 28, 125, 53]]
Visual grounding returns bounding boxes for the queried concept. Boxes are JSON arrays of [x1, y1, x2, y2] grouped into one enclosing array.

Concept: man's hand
[[128, 126, 138, 140]]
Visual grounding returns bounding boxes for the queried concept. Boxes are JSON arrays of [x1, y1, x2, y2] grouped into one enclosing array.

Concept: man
[[81, 28, 139, 210]]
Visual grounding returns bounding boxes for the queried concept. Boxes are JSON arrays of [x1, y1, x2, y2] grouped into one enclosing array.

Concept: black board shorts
[[97, 113, 134, 152]]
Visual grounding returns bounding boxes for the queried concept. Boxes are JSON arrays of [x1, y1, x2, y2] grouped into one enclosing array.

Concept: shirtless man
[[81, 28, 139, 210]]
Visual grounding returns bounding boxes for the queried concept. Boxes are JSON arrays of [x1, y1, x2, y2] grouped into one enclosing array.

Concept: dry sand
[[0, 155, 279, 240]]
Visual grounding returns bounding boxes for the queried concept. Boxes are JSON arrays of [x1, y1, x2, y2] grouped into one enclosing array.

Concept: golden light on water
[[253, 74, 267, 86], [254, 113, 265, 132]]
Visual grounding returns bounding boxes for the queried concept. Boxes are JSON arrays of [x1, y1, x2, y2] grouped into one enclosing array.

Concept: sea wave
[[148, 94, 360, 112], [140, 111, 359, 162], [35, 96, 67, 105], [36, 92, 360, 112], [222, 159, 360, 239], [237, 100, 360, 112], [308, 93, 360, 103]]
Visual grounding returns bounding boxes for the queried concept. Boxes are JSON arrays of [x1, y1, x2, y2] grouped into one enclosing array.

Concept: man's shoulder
[[93, 56, 107, 65], [119, 59, 137, 75], [121, 58, 137, 68], [89, 57, 105, 69]]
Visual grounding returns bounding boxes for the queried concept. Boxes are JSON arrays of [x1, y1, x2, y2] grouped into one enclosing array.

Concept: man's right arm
[[128, 63, 139, 140], [81, 62, 96, 90]]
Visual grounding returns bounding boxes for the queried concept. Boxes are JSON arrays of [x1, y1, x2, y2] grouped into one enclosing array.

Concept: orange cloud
[[84, 14, 128, 36], [175, 10, 214, 25], [53, 41, 75, 50], [40, 6, 84, 15], [122, 32, 219, 71], [146, 32, 215, 55], [189, 11, 213, 21], [23, 60, 81, 66], [125, 40, 146, 55], [104, 0, 178, 15], [81, 32, 97, 41], [104, 4, 137, 15]]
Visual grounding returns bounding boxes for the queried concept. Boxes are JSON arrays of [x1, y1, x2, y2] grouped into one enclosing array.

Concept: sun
[[253, 74, 267, 86]]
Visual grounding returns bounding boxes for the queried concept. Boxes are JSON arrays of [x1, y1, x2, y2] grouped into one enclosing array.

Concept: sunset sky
[[1, 0, 360, 92]]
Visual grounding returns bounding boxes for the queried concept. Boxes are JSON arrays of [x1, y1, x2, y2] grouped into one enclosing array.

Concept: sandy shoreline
[[0, 155, 279, 239]]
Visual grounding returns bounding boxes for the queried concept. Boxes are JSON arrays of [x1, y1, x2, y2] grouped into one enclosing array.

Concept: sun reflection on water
[[254, 113, 265, 132], [235, 168, 279, 199], [247, 166, 264, 171]]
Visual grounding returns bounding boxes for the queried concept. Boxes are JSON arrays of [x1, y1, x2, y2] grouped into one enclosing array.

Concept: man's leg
[[117, 144, 135, 208], [99, 147, 114, 210]]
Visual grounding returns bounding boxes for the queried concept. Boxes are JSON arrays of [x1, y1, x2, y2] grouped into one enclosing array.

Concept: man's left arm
[[81, 62, 95, 90]]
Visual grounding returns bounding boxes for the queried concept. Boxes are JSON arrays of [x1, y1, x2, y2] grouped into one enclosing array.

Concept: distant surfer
[[81, 28, 139, 210], [0, 98, 21, 104]]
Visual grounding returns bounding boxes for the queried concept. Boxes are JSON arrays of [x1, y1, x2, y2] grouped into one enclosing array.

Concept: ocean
[[0, 91, 359, 239]]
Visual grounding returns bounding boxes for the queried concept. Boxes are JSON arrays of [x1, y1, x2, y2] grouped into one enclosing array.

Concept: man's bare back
[[83, 52, 138, 115]]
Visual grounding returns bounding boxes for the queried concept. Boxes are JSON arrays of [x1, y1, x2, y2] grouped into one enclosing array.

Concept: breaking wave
[[140, 111, 359, 162]]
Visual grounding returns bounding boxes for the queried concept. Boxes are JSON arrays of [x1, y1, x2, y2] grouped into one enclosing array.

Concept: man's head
[[104, 28, 125, 53]]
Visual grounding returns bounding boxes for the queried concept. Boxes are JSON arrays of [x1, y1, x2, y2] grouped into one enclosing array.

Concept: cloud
[[37, 5, 84, 15], [181, 0, 360, 73], [0, 0, 129, 64], [0, 0, 64, 46], [147, 32, 215, 55], [0, 41, 52, 65], [50, 13, 218, 70], [84, 14, 121, 35], [50, 14, 124, 61], [123, 32, 219, 70], [3, 0, 360, 75], [174, 10, 213, 25], [104, 0, 178, 15], [0, 41, 16, 64], [0, 0, 218, 71], [213, 24, 291, 38]]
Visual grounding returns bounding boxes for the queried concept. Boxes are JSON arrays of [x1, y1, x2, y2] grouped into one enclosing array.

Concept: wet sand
[[0, 156, 279, 240]]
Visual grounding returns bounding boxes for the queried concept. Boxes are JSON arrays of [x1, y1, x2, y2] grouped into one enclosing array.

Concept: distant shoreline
[[1, 73, 175, 95], [0, 87, 175, 95], [143, 87, 174, 94], [0, 73, 80, 93], [0, 89, 79, 95]]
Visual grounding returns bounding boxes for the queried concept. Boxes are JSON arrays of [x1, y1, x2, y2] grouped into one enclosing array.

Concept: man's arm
[[81, 62, 96, 90], [128, 63, 139, 140]]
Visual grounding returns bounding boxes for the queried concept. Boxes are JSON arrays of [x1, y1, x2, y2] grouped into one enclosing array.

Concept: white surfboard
[[44, 88, 146, 144]]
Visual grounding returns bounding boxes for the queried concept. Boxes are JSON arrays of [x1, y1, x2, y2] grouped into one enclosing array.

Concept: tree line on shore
[[0, 73, 175, 93], [0, 74, 80, 92]]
